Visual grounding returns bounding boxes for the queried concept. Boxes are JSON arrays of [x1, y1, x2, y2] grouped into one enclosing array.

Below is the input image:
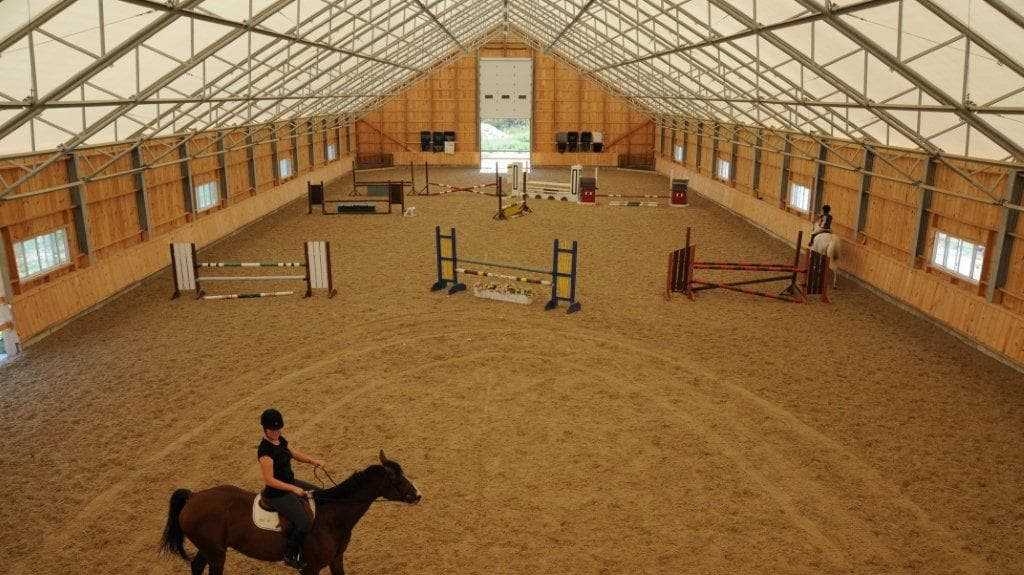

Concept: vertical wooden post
[[778, 136, 793, 209], [244, 128, 257, 193], [909, 155, 938, 268], [290, 120, 299, 172], [695, 121, 703, 171], [130, 145, 152, 237], [986, 170, 1023, 303], [215, 131, 229, 206], [752, 128, 763, 197], [178, 141, 194, 215], [681, 119, 688, 163], [669, 119, 677, 159], [711, 123, 721, 177], [270, 126, 280, 182], [66, 151, 93, 261], [854, 147, 875, 235], [0, 231, 18, 356], [0, 232, 15, 300], [308, 119, 316, 167], [729, 128, 739, 184], [811, 139, 828, 216]]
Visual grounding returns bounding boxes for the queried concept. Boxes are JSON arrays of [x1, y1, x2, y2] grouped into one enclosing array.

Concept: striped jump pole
[[202, 291, 294, 300], [171, 241, 336, 300], [431, 226, 580, 314], [608, 201, 660, 207]]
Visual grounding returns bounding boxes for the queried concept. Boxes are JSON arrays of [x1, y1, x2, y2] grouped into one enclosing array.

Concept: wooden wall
[[356, 37, 653, 168], [0, 115, 353, 343], [656, 119, 1024, 369]]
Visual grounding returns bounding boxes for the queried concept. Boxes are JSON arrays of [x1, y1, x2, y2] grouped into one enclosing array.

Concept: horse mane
[[314, 465, 384, 503]]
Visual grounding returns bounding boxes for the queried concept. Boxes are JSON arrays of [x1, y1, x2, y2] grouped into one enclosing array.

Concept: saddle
[[252, 494, 316, 533]]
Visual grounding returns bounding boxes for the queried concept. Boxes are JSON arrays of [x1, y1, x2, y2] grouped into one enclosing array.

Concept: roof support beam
[[412, 0, 464, 51], [545, 0, 598, 52], [589, 0, 898, 72], [118, 0, 417, 71], [0, 0, 78, 54], [792, 0, 1024, 161], [627, 97, 1024, 115]]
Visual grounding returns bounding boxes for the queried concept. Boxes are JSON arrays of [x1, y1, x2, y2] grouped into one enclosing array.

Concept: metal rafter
[[412, 0, 465, 51]]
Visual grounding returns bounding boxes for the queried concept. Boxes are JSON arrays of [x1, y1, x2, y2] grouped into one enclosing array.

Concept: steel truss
[[1, 0, 1022, 201]]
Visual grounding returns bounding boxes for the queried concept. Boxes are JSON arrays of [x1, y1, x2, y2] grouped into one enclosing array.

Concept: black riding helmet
[[260, 408, 284, 430]]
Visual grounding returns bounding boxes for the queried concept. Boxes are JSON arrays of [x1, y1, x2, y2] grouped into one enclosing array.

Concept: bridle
[[308, 462, 416, 505]]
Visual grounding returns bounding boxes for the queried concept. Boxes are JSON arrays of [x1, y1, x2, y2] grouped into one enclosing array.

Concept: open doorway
[[479, 57, 532, 174], [481, 118, 530, 173]]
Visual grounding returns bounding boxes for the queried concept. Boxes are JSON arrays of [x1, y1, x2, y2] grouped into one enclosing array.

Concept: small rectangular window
[[932, 230, 985, 283], [674, 145, 684, 162], [716, 159, 732, 181], [193, 181, 219, 212], [13, 228, 70, 280], [789, 183, 811, 212], [326, 144, 337, 161], [278, 158, 293, 179]]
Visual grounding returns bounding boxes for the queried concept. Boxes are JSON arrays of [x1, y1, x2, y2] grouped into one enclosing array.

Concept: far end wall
[[355, 38, 654, 169]]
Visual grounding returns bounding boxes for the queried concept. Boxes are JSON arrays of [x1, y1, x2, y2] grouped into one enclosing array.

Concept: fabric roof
[[1, 0, 1022, 163]]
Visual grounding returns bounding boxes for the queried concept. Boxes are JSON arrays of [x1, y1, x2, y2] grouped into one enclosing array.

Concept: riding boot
[[283, 528, 309, 571]]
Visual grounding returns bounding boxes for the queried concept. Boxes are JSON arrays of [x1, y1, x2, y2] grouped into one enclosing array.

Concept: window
[[193, 181, 219, 212], [0, 331, 7, 363], [278, 158, 293, 179], [326, 143, 337, 161], [13, 228, 70, 280], [789, 183, 811, 212], [932, 231, 985, 283], [716, 159, 732, 181], [674, 145, 684, 162]]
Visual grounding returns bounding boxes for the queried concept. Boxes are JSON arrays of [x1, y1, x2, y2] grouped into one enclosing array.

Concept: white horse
[[809, 229, 841, 289]]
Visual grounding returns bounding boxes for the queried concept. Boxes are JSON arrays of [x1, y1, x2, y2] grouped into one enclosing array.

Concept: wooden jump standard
[[666, 227, 829, 303], [431, 226, 581, 314], [171, 241, 337, 300], [307, 180, 406, 214]]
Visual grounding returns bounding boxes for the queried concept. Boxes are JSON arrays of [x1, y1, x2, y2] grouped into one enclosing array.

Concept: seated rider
[[258, 408, 325, 571], [808, 204, 833, 247]]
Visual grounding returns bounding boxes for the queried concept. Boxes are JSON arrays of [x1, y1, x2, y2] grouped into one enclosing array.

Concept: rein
[[307, 463, 403, 505]]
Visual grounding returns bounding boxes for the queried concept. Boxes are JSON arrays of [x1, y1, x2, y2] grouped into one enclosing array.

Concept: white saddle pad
[[252, 495, 316, 533]]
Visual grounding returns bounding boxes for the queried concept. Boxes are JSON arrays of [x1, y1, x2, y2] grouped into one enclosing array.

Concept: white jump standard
[[170, 241, 337, 300]]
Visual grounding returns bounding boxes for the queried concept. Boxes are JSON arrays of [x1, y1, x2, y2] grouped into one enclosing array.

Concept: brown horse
[[160, 450, 421, 574]]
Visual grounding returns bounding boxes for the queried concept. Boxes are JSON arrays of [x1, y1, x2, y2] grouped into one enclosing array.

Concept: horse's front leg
[[328, 534, 351, 575]]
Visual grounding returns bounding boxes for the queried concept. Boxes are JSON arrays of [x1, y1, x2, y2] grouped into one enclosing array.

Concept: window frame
[[278, 158, 294, 179], [931, 230, 985, 284], [193, 181, 220, 212], [716, 158, 732, 181], [789, 182, 811, 212], [12, 227, 72, 281]]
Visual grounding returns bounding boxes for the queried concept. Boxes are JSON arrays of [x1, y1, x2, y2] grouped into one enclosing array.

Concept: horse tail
[[159, 488, 192, 562]]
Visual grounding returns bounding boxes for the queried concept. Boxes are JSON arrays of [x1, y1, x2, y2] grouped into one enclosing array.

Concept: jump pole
[[431, 226, 580, 313], [666, 227, 828, 303], [171, 241, 336, 300]]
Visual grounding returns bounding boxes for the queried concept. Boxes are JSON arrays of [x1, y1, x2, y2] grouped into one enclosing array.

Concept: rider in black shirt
[[257, 408, 325, 571], [808, 204, 833, 248]]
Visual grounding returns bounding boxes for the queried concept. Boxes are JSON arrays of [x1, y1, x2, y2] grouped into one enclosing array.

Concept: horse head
[[377, 450, 422, 504]]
